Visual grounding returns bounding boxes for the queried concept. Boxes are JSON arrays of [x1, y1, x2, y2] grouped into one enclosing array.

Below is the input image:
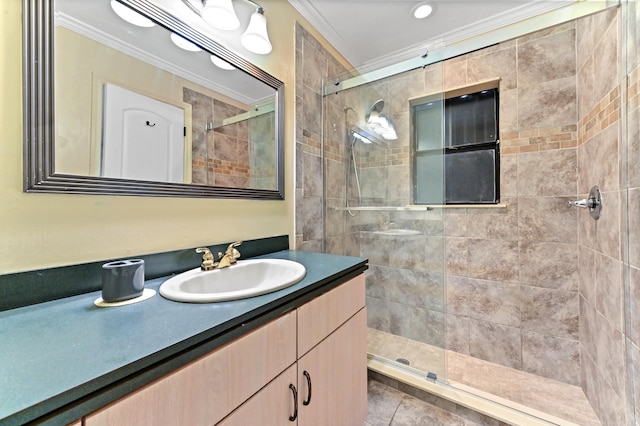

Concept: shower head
[[350, 126, 384, 145], [365, 99, 385, 122], [363, 99, 397, 141]]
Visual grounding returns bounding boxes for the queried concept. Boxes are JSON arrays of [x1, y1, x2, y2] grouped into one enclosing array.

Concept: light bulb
[[211, 55, 235, 70], [170, 33, 202, 52], [201, 0, 240, 31], [240, 8, 272, 54]]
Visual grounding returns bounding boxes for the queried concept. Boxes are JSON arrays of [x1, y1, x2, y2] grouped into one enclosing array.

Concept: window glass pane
[[445, 149, 497, 203], [446, 89, 497, 147], [414, 153, 444, 204], [414, 100, 443, 151]]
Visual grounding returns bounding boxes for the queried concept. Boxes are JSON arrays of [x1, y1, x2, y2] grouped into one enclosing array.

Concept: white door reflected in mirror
[[102, 83, 187, 183]]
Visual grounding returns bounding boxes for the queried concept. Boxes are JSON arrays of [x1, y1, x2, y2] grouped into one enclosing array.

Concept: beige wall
[[0, 0, 346, 274]]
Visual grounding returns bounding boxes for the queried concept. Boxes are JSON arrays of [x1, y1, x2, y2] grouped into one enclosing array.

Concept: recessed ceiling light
[[412, 3, 434, 19]]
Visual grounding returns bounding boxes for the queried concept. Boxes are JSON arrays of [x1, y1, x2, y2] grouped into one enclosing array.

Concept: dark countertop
[[0, 250, 367, 425]]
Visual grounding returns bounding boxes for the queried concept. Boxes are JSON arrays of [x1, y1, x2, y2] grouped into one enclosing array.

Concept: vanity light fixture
[[181, 0, 272, 54], [110, 0, 155, 27], [201, 0, 240, 30], [412, 2, 434, 19], [170, 32, 203, 51], [210, 55, 236, 70]]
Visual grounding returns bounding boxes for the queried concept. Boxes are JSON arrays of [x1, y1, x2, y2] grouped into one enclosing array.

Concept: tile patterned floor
[[366, 378, 508, 426], [368, 328, 601, 425]]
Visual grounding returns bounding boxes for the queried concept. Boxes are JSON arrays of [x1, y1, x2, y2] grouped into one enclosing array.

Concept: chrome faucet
[[195, 241, 242, 271]]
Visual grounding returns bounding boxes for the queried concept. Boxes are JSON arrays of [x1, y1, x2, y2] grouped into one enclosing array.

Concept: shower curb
[[367, 356, 582, 426]]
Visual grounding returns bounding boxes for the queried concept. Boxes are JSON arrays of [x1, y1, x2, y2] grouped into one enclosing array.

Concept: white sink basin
[[159, 259, 306, 303]]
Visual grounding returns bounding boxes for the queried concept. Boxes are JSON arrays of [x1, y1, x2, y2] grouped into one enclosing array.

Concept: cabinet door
[[218, 364, 298, 426], [85, 311, 296, 426], [297, 308, 367, 426], [297, 274, 365, 357]]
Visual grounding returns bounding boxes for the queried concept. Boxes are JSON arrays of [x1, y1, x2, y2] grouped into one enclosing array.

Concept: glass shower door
[[322, 63, 447, 382]]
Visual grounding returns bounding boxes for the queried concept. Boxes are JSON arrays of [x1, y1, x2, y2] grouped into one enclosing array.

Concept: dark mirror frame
[[23, 0, 285, 199]]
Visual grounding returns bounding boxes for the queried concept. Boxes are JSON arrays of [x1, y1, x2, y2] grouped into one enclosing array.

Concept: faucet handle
[[196, 247, 216, 271], [226, 241, 242, 258]]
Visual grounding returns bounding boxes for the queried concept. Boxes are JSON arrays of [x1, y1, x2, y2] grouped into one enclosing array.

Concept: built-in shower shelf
[[334, 204, 506, 211]]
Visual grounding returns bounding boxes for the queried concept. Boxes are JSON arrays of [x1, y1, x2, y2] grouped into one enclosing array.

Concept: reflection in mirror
[[23, 0, 284, 198]]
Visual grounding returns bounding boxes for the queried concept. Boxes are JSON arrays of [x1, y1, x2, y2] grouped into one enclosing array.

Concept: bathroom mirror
[[23, 0, 284, 198]]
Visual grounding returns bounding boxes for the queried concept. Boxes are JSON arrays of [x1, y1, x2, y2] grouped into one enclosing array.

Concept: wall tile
[[446, 275, 520, 327], [302, 38, 327, 91], [303, 151, 322, 197], [629, 188, 640, 268], [578, 124, 620, 194], [579, 245, 597, 305], [500, 154, 518, 198], [631, 267, 640, 347], [632, 342, 640, 422], [595, 252, 623, 332], [387, 70, 425, 115], [595, 310, 627, 400], [303, 84, 322, 135], [467, 46, 517, 90], [424, 63, 445, 94], [325, 158, 345, 199], [593, 15, 619, 105], [517, 29, 576, 86], [521, 285, 579, 339], [367, 296, 390, 333], [366, 265, 445, 312], [580, 348, 601, 419], [389, 301, 445, 347], [445, 237, 468, 276], [522, 330, 580, 385], [519, 241, 578, 291], [577, 55, 596, 120], [518, 77, 577, 130], [467, 198, 518, 241], [469, 320, 522, 369], [519, 196, 577, 243], [580, 295, 599, 361], [444, 210, 467, 237], [466, 239, 519, 282], [325, 197, 345, 238], [500, 89, 518, 134], [517, 149, 577, 197], [445, 314, 470, 354], [628, 108, 640, 188], [324, 235, 344, 255], [443, 56, 467, 90], [595, 190, 621, 261], [302, 196, 323, 241]]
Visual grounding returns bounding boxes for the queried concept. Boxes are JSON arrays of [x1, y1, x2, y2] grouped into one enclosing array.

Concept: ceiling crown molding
[[288, 0, 575, 73]]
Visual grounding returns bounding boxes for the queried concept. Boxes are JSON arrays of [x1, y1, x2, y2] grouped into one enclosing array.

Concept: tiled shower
[[295, 3, 639, 425]]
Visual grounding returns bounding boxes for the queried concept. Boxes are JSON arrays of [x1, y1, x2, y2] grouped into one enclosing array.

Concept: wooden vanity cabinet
[[83, 274, 366, 426], [84, 312, 297, 426]]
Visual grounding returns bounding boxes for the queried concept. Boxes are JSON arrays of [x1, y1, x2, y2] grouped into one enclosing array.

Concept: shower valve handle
[[567, 186, 602, 220], [567, 198, 598, 209]]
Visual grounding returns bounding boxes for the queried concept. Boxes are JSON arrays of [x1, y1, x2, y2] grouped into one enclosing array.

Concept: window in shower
[[412, 84, 500, 204]]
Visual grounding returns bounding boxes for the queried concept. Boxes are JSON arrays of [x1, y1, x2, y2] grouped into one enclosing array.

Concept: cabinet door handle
[[289, 384, 298, 421], [302, 370, 312, 406]]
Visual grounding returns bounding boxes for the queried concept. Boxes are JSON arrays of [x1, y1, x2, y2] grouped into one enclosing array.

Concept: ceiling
[[287, 0, 576, 71]]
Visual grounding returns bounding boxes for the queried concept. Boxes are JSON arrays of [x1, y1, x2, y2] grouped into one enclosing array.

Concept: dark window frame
[[412, 86, 500, 205]]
